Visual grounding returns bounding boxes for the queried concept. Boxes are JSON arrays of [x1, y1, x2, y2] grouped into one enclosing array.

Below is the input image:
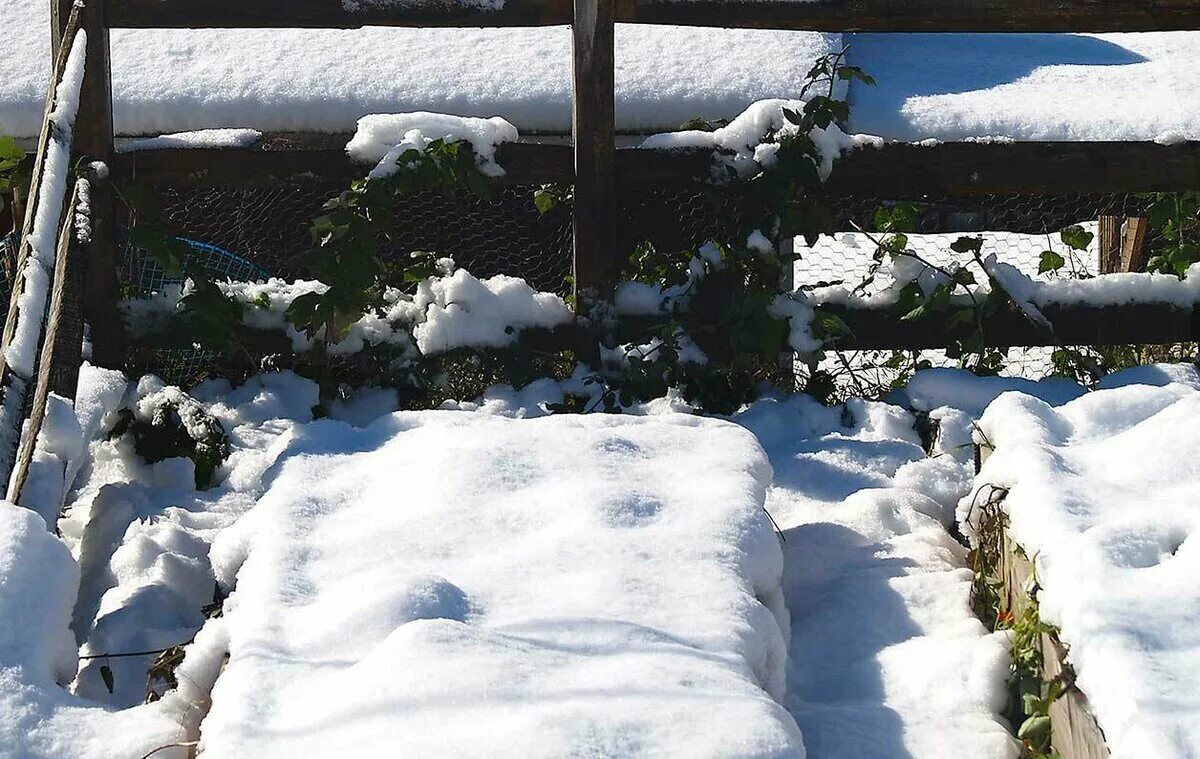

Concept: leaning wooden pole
[[571, 0, 618, 308], [0, 12, 85, 487]]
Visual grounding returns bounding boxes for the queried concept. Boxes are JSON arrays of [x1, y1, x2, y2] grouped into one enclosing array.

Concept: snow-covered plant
[[108, 386, 230, 488]]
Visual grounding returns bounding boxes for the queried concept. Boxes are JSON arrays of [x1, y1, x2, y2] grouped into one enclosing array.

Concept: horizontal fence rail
[[108, 0, 1200, 32], [112, 135, 1200, 196]]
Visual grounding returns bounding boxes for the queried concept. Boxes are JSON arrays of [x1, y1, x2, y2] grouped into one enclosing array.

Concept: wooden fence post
[[1120, 216, 1150, 272], [571, 0, 618, 308], [77, 0, 124, 369], [1098, 215, 1122, 274]]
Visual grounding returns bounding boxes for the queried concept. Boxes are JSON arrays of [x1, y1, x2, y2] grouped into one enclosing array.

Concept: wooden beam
[[108, 0, 1200, 31], [823, 301, 1200, 349], [630, 0, 1200, 32], [1120, 216, 1150, 272], [111, 0, 572, 28], [1098, 215, 1122, 274], [77, 0, 124, 369], [111, 137, 1200, 197], [571, 0, 618, 303], [823, 141, 1200, 197]]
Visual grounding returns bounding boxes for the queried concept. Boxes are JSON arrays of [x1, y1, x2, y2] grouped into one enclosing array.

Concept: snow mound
[[967, 383, 1200, 758], [347, 112, 518, 178], [736, 394, 1019, 759], [200, 412, 802, 757], [0, 502, 218, 759]]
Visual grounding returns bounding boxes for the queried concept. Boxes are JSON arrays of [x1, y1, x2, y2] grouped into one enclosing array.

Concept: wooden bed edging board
[[998, 534, 1111, 759], [977, 442, 1110, 759]]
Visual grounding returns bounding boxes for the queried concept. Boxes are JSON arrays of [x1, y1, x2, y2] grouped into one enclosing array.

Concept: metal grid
[[91, 187, 1186, 388]]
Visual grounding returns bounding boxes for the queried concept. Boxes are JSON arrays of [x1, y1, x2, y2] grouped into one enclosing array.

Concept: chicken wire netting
[[105, 185, 1158, 387]]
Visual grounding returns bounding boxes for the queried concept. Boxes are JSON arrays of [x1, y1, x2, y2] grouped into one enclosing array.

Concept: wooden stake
[[1120, 216, 1150, 273], [1098, 215, 1122, 274], [571, 0, 617, 307]]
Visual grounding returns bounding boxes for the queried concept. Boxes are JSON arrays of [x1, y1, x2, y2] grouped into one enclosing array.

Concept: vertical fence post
[[1098, 215, 1122, 274], [571, 0, 617, 308], [77, 0, 124, 369]]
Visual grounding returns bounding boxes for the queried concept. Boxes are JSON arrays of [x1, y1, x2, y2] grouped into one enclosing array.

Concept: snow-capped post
[[571, 0, 618, 308], [76, 0, 123, 369]]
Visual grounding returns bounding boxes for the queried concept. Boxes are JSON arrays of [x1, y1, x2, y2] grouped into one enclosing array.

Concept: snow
[[733, 394, 1018, 759], [115, 128, 263, 153], [193, 411, 800, 756], [346, 113, 518, 178], [120, 265, 572, 357], [1, 6, 842, 137], [0, 499, 220, 759], [846, 32, 1200, 142], [966, 382, 1200, 757], [4, 31, 86, 379], [641, 98, 881, 182], [895, 367, 1086, 418]]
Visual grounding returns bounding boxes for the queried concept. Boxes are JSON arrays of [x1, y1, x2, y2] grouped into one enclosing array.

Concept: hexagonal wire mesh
[[112, 184, 1171, 389]]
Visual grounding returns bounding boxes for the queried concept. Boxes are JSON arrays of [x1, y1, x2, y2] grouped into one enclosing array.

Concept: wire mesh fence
[[4, 182, 1181, 389]]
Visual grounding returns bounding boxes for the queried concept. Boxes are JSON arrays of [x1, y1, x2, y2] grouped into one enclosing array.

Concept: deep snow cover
[[2, 5, 842, 137], [5, 333, 1199, 758], [200, 412, 801, 756], [734, 394, 1018, 758], [967, 380, 1200, 758]]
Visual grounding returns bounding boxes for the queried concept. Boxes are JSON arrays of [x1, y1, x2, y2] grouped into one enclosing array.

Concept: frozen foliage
[[734, 394, 1019, 758], [641, 98, 881, 182], [115, 128, 263, 153], [197, 412, 800, 756], [4, 32, 86, 379], [846, 32, 1200, 142], [347, 112, 518, 178], [2, 5, 842, 137], [0, 500, 220, 759], [120, 266, 572, 357], [966, 381, 1200, 758]]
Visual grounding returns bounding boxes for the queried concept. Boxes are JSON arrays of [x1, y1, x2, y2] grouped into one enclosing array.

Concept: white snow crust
[[198, 412, 801, 756], [1, 7, 841, 138], [967, 381, 1200, 757], [734, 394, 1019, 759], [845, 32, 1200, 142], [347, 112, 518, 178]]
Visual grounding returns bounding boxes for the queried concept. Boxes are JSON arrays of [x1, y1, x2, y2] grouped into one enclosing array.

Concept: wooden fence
[[5, 0, 1200, 503]]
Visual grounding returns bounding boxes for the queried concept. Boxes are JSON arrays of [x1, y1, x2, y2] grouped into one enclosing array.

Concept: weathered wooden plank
[[111, 137, 1200, 196], [109, 0, 1200, 32], [76, 0, 124, 369], [1098, 215, 1122, 274], [823, 141, 1200, 197], [1120, 216, 1150, 272], [999, 536, 1110, 759], [571, 0, 619, 302], [631, 0, 1200, 32], [823, 301, 1200, 349], [8, 183, 82, 507], [111, 0, 572, 28]]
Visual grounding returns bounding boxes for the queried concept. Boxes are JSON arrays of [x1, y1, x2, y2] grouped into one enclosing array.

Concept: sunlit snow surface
[[968, 374, 1200, 758]]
